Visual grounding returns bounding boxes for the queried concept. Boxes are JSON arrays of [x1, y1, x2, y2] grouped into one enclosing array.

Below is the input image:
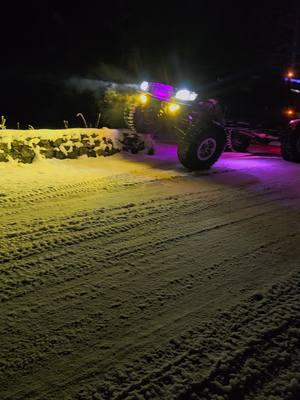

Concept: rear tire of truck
[[228, 131, 251, 152], [281, 126, 300, 163], [177, 121, 226, 170]]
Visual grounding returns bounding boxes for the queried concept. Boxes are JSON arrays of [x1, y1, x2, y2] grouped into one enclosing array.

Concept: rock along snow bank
[[0, 128, 149, 163]]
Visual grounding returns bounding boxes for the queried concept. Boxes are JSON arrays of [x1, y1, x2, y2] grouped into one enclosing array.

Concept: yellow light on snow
[[139, 94, 148, 104], [168, 103, 180, 113]]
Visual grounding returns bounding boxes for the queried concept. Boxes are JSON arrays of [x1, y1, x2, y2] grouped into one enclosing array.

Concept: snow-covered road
[[0, 144, 300, 400]]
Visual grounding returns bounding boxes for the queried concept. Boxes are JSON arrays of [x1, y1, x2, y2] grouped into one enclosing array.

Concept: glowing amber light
[[287, 71, 294, 78], [168, 103, 180, 113], [284, 108, 296, 117], [139, 94, 148, 104]]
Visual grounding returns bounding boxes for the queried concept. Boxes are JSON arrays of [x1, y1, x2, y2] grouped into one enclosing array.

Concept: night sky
[[0, 0, 296, 127]]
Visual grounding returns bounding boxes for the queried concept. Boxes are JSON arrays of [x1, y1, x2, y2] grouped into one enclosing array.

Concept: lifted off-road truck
[[103, 81, 226, 170], [102, 72, 300, 170]]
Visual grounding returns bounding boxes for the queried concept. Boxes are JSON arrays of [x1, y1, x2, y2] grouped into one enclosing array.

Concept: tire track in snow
[[0, 186, 285, 264], [1, 166, 300, 400], [0, 172, 181, 215], [1, 192, 298, 303], [1, 230, 300, 400], [93, 272, 300, 400]]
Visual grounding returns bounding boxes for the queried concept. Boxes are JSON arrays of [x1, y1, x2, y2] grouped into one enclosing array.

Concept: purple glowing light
[[149, 82, 174, 101], [284, 77, 300, 84], [289, 118, 300, 126]]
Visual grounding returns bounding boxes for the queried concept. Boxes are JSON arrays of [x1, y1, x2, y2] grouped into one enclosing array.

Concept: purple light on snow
[[152, 143, 178, 161], [150, 82, 174, 101], [138, 142, 300, 208]]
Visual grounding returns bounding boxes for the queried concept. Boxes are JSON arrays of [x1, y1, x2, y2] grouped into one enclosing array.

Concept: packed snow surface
[[0, 139, 300, 400]]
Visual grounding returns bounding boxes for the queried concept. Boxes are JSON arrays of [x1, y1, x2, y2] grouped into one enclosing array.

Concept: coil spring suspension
[[226, 128, 236, 151], [124, 103, 137, 132]]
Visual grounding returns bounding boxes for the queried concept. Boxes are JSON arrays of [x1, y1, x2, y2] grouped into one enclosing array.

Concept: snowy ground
[[0, 141, 300, 400]]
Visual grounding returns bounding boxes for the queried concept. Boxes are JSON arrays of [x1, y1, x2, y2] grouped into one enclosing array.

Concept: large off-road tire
[[281, 126, 300, 163], [177, 121, 226, 170], [227, 130, 251, 152]]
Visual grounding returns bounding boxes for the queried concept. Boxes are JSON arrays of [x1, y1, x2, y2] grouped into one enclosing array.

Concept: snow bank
[[0, 128, 149, 163]]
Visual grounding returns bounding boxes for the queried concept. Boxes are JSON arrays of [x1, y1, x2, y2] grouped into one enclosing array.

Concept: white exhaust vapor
[[66, 77, 138, 95]]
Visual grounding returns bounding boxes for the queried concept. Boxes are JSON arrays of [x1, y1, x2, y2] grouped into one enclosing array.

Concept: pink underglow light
[[289, 119, 300, 126]]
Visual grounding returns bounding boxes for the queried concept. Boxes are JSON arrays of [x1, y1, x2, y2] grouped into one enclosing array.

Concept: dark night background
[[0, 0, 297, 128]]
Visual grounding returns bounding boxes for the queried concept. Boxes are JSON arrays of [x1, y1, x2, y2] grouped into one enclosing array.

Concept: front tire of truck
[[281, 126, 300, 163], [177, 121, 226, 170]]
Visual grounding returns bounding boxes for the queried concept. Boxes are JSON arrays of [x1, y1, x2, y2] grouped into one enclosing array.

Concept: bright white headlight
[[140, 81, 149, 91], [175, 89, 197, 101], [189, 92, 198, 101]]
